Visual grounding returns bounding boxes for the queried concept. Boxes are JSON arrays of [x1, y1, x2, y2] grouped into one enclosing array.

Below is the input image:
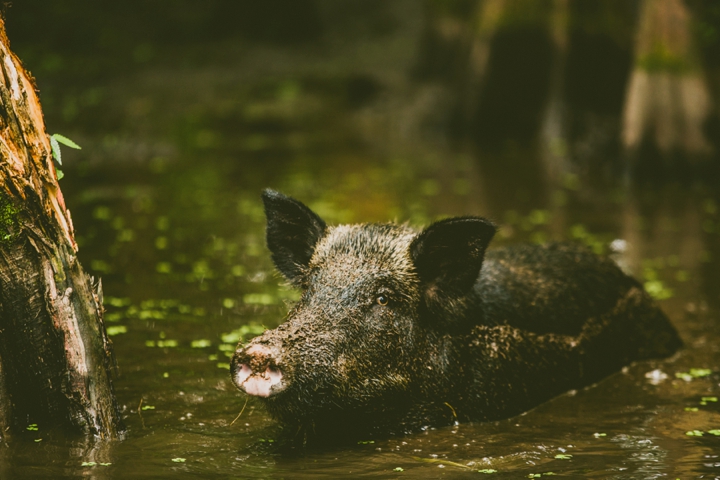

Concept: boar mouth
[[231, 345, 286, 398]]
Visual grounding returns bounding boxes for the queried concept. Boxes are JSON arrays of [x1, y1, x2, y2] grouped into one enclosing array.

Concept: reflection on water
[[3, 1, 720, 478]]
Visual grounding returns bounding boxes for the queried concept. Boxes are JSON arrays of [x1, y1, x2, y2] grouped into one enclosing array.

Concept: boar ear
[[410, 217, 496, 299], [262, 189, 326, 284]]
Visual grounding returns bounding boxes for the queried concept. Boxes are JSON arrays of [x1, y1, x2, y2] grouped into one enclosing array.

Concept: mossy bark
[[0, 18, 122, 439]]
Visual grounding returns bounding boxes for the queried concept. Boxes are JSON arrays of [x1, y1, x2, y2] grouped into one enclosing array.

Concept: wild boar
[[230, 190, 681, 436]]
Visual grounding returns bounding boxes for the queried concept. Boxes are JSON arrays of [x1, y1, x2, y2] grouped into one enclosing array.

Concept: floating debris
[[645, 369, 668, 384]]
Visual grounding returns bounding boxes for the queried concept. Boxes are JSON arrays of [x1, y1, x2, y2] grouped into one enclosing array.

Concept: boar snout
[[231, 344, 285, 398]]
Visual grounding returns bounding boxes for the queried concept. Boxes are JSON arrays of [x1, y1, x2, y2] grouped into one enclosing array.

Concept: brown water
[[3, 2, 720, 478]]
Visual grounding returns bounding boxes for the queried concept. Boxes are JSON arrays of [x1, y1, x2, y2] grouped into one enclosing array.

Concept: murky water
[[3, 2, 720, 478]]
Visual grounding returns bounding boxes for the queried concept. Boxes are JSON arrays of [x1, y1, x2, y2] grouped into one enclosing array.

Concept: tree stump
[[0, 17, 123, 439]]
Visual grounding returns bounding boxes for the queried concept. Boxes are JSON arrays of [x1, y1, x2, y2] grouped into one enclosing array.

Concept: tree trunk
[[0, 18, 122, 439], [539, 0, 569, 184], [621, 0, 713, 162]]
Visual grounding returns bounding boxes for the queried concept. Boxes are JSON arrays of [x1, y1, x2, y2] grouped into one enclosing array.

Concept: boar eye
[[376, 294, 389, 306]]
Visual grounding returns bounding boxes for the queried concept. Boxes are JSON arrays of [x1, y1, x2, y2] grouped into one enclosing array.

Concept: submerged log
[[0, 18, 122, 438]]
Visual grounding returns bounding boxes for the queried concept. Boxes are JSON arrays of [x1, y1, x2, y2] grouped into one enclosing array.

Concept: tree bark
[[0, 18, 122, 439]]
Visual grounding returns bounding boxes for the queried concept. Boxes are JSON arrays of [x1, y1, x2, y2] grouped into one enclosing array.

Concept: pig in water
[[231, 190, 681, 436]]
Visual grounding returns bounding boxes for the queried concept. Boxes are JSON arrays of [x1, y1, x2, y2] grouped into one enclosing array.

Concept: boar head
[[231, 190, 495, 432]]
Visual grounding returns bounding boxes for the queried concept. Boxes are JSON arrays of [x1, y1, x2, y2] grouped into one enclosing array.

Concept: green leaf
[[478, 469, 497, 474], [554, 454, 572, 460], [51, 133, 81, 149], [50, 136, 62, 165], [56, 169, 64, 180], [393, 467, 404, 472], [171, 458, 186, 463]]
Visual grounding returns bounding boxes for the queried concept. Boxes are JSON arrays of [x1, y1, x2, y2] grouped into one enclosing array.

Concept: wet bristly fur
[[231, 190, 682, 437]]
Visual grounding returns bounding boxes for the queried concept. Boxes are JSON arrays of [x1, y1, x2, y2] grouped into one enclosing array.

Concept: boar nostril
[[235, 363, 253, 385], [266, 365, 282, 382]]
